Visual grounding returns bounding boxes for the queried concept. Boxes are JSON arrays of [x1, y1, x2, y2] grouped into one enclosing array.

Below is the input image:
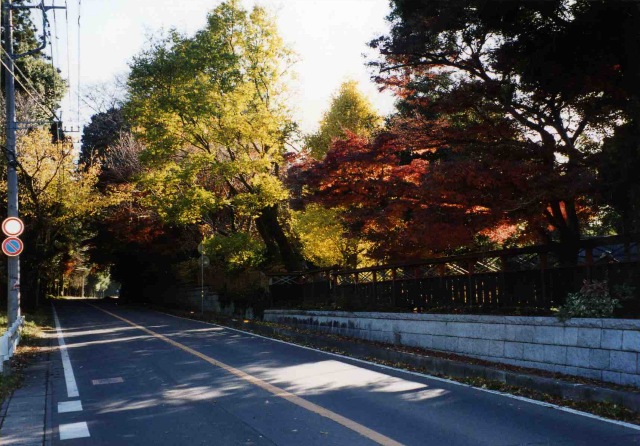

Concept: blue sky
[[50, 0, 396, 134]]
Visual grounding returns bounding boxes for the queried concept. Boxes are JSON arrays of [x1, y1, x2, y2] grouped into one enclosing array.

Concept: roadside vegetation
[[1, 0, 639, 312], [0, 309, 52, 403], [76, 0, 640, 310]]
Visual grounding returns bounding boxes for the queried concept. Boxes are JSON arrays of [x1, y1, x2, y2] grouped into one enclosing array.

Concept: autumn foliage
[[291, 112, 533, 260]]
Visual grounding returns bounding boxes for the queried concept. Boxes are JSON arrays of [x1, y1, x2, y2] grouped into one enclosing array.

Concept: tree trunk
[[255, 204, 306, 272], [545, 198, 581, 266]]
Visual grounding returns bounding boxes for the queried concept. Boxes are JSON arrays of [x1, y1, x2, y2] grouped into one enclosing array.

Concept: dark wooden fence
[[268, 236, 640, 316]]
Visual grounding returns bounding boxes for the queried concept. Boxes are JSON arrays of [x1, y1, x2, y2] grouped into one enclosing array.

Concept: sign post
[[2, 217, 24, 321]]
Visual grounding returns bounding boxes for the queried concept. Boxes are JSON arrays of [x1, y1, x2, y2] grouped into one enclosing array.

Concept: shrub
[[556, 280, 621, 321]]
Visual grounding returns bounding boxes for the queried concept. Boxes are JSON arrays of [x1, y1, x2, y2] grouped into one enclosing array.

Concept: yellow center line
[[89, 304, 404, 446]]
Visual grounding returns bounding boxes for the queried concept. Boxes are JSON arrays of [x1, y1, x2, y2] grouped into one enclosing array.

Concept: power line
[[0, 44, 57, 110], [47, 1, 56, 82], [58, 0, 71, 124], [77, 0, 82, 125], [0, 46, 61, 122]]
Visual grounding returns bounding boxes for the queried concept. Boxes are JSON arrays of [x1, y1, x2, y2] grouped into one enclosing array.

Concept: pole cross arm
[[3, 0, 66, 59]]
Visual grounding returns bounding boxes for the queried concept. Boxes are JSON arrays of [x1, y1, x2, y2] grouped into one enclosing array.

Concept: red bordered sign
[[2, 237, 23, 257], [2, 217, 24, 237]]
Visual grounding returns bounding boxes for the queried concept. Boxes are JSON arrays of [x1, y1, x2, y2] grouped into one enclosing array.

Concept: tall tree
[[292, 114, 540, 261], [0, 128, 104, 307], [79, 107, 130, 169], [126, 0, 305, 271], [306, 80, 382, 159], [368, 0, 639, 262], [290, 81, 382, 268]]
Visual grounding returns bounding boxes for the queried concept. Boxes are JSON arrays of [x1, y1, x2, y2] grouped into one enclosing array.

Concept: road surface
[[48, 299, 640, 445]]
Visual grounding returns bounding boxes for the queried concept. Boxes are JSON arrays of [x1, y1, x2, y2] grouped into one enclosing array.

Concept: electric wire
[[50, 0, 64, 144], [1, 1, 73, 199], [47, 2, 56, 82], [0, 44, 59, 116], [63, 0, 73, 125], [76, 0, 82, 125], [0, 2, 62, 117], [0, 46, 61, 122], [51, 0, 62, 94], [5, 2, 79, 133]]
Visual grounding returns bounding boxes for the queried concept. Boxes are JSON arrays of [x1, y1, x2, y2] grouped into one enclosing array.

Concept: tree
[[290, 204, 373, 268], [0, 128, 104, 306], [291, 81, 382, 267], [293, 118, 541, 260], [126, 0, 305, 271], [599, 122, 640, 234], [368, 0, 639, 262], [1, 0, 66, 116], [79, 107, 130, 169], [306, 80, 382, 159]]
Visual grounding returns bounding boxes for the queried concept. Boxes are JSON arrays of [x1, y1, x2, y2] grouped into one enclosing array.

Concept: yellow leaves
[[306, 80, 383, 159], [127, 0, 296, 228], [291, 204, 374, 268], [139, 161, 224, 225], [204, 232, 265, 270], [15, 128, 104, 222]]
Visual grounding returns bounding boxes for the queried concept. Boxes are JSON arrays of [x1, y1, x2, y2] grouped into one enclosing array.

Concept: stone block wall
[[160, 287, 221, 312], [263, 310, 640, 387]]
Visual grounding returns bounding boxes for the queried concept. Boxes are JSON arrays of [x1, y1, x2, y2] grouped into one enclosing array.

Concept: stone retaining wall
[[264, 310, 640, 387], [160, 287, 221, 313]]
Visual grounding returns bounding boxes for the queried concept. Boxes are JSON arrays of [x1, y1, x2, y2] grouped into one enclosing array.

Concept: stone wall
[[264, 310, 640, 387], [160, 287, 221, 313]]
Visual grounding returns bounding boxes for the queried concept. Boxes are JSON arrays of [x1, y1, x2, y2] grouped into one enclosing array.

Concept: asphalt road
[[48, 299, 640, 445]]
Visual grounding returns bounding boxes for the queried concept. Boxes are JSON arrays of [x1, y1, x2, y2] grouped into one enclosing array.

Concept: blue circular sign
[[2, 237, 23, 257]]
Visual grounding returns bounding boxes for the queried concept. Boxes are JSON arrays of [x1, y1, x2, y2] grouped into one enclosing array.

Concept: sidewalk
[[0, 339, 52, 445]]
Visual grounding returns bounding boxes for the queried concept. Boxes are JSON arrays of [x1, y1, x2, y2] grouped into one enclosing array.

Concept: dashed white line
[[52, 304, 91, 441], [52, 304, 79, 398], [92, 377, 124, 385], [59, 422, 91, 440], [58, 400, 83, 413]]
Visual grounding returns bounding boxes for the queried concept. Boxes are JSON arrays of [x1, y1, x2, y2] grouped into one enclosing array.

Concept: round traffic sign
[[2, 217, 24, 237], [2, 237, 23, 257]]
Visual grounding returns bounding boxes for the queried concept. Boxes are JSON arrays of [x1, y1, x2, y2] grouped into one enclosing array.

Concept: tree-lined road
[[48, 300, 640, 445]]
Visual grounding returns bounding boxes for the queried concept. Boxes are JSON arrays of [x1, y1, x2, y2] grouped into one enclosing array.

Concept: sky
[[49, 0, 396, 135]]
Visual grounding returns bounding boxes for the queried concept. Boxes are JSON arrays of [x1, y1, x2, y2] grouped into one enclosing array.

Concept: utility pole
[[2, 0, 64, 326], [3, 0, 20, 326]]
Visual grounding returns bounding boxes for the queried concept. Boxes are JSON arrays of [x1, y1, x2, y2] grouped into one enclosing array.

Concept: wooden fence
[[268, 236, 640, 315]]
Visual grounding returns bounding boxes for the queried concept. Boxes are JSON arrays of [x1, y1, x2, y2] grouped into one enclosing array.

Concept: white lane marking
[[52, 304, 80, 398], [159, 310, 640, 432], [58, 400, 83, 413], [59, 422, 90, 440], [92, 377, 124, 385]]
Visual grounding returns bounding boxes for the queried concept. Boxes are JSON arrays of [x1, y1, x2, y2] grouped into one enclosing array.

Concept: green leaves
[[126, 0, 305, 270], [306, 80, 382, 159], [205, 232, 265, 271]]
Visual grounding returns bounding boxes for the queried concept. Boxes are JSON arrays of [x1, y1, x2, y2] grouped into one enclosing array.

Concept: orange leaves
[[289, 105, 564, 260]]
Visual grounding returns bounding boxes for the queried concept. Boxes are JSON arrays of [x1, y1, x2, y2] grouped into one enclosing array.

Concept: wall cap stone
[[265, 310, 640, 330]]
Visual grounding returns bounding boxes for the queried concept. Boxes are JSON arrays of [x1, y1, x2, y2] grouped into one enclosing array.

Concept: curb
[[223, 319, 640, 413]]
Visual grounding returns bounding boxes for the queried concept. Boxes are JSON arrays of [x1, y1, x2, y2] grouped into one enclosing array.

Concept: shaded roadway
[[48, 299, 640, 445]]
